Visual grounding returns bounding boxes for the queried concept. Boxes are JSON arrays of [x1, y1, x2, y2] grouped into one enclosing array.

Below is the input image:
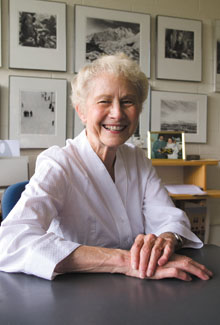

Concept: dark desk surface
[[0, 245, 220, 325]]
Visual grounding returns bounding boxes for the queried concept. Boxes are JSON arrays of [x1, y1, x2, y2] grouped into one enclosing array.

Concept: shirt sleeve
[[0, 147, 80, 280], [142, 156, 203, 249]]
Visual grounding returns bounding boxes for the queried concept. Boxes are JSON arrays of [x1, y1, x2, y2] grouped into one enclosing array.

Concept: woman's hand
[[145, 254, 213, 281], [130, 233, 177, 279]]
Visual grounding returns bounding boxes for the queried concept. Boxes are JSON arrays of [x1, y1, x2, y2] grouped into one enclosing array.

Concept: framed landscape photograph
[[156, 15, 202, 81], [151, 91, 207, 143], [147, 131, 185, 160], [9, 0, 66, 71], [9, 76, 67, 148], [74, 5, 151, 77], [213, 20, 220, 92]]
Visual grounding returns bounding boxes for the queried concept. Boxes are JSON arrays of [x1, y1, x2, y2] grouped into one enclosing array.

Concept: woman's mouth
[[102, 124, 126, 131]]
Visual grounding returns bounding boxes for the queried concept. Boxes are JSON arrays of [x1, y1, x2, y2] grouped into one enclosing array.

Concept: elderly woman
[[0, 54, 212, 281]]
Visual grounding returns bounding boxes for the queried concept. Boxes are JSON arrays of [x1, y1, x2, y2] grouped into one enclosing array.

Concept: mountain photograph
[[86, 17, 140, 62]]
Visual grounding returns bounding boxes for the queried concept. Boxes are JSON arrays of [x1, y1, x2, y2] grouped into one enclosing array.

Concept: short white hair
[[71, 53, 148, 108]]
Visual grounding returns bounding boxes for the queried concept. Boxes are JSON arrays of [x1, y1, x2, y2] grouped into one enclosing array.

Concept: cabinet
[[152, 159, 220, 200], [152, 159, 220, 243]]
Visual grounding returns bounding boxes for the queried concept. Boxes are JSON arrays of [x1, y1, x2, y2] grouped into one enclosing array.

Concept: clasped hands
[[128, 233, 213, 281]]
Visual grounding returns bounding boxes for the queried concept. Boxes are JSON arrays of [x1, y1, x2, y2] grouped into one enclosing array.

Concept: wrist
[[159, 232, 183, 251], [172, 233, 184, 250]]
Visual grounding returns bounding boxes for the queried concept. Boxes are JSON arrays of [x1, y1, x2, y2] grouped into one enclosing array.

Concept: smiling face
[[76, 73, 141, 161]]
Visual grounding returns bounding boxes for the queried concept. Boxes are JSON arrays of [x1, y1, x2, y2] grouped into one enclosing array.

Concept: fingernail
[[132, 263, 137, 270], [147, 269, 153, 277], [140, 271, 145, 279]]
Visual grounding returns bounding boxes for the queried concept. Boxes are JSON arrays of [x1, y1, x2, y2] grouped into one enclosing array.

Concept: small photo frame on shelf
[[9, 76, 67, 148], [74, 5, 151, 78], [147, 131, 185, 160], [213, 20, 220, 92], [9, 0, 66, 71], [156, 15, 202, 81], [151, 90, 207, 143]]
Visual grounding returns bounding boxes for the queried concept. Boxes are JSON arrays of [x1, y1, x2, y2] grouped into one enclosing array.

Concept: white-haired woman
[[0, 54, 212, 281]]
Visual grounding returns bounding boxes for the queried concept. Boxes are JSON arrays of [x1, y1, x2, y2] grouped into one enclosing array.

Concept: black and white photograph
[[165, 29, 194, 60], [150, 91, 207, 143], [214, 20, 220, 92], [19, 11, 57, 49], [156, 15, 202, 81], [75, 5, 150, 77], [160, 99, 197, 134], [20, 91, 55, 135], [9, 0, 66, 71], [86, 17, 140, 63], [9, 76, 67, 148], [147, 131, 185, 160]]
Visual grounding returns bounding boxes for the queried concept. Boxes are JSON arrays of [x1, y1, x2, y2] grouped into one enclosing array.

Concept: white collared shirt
[[0, 130, 202, 279]]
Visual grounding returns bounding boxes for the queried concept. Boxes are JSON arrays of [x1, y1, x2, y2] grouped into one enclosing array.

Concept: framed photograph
[[147, 131, 186, 160], [9, 76, 67, 148], [151, 90, 207, 143], [213, 20, 220, 92], [156, 15, 202, 81], [9, 0, 66, 71], [74, 5, 151, 77]]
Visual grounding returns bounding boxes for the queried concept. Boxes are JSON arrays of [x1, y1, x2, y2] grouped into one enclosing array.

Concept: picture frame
[[156, 15, 202, 81], [213, 20, 220, 92], [74, 5, 151, 78], [151, 90, 207, 143], [9, 76, 67, 148], [147, 131, 186, 160], [9, 0, 66, 71], [73, 87, 151, 149]]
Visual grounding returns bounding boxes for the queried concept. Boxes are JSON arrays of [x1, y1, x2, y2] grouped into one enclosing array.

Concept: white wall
[[1, 0, 220, 244]]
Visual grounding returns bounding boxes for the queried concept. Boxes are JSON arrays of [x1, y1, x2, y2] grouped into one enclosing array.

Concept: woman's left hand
[[130, 233, 176, 279]]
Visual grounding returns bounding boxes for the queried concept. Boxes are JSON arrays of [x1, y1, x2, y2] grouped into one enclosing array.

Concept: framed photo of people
[[151, 90, 207, 143], [9, 76, 67, 148], [9, 0, 66, 71], [213, 20, 220, 92], [147, 131, 186, 160], [74, 5, 151, 78], [156, 15, 202, 81]]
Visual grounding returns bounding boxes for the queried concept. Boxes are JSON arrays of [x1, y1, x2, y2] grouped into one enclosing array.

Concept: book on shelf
[[164, 184, 207, 196]]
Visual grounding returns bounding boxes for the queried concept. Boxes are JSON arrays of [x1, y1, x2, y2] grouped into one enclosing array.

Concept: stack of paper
[[164, 184, 207, 195]]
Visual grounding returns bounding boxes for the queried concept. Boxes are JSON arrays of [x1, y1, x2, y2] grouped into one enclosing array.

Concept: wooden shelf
[[151, 159, 218, 167], [151, 159, 220, 199]]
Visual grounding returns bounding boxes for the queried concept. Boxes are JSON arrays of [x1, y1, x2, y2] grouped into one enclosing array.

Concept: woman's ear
[[75, 105, 87, 125]]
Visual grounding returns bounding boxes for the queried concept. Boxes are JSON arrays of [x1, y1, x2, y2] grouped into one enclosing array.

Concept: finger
[[182, 259, 213, 280], [148, 266, 192, 281], [157, 240, 174, 266], [170, 255, 213, 280], [146, 237, 165, 277], [139, 234, 157, 278], [130, 234, 145, 270]]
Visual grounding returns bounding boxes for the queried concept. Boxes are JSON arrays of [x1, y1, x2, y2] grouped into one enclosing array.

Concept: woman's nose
[[109, 101, 124, 119]]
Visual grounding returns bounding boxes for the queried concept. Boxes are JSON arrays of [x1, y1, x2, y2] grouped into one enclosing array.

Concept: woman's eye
[[121, 100, 133, 105], [98, 100, 110, 104]]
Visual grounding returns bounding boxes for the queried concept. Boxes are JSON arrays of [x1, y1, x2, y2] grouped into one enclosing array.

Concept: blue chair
[[1, 181, 29, 220]]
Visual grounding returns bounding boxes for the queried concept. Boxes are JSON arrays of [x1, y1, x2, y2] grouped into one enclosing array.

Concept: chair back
[[1, 181, 29, 220]]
